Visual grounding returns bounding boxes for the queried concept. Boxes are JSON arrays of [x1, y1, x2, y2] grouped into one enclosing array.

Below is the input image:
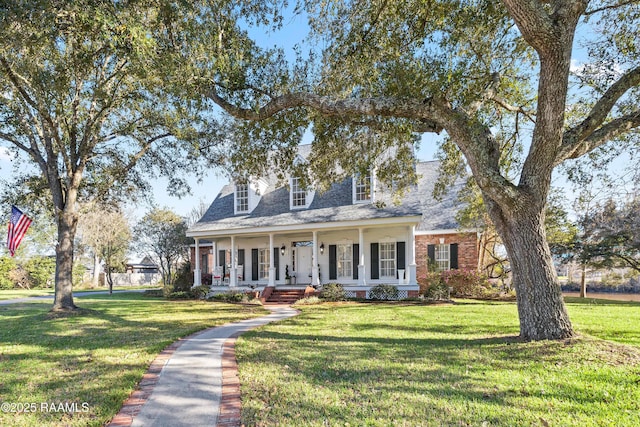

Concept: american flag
[[7, 205, 32, 257]]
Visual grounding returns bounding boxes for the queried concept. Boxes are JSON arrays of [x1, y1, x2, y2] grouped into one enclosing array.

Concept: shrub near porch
[[236, 301, 640, 426]]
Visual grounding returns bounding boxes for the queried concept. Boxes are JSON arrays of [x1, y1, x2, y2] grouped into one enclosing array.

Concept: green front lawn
[[237, 299, 640, 426], [0, 286, 159, 301], [0, 293, 268, 426], [0, 289, 54, 300]]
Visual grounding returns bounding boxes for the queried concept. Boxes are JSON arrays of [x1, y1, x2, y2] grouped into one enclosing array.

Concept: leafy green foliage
[[368, 284, 399, 300], [134, 208, 191, 289], [78, 206, 131, 291], [441, 269, 491, 298], [584, 197, 640, 272], [418, 269, 495, 299], [0, 256, 17, 289], [24, 256, 56, 289], [0, 1, 219, 306], [320, 283, 346, 301]]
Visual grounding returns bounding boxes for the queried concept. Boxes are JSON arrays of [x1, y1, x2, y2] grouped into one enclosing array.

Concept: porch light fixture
[[320, 243, 325, 254], [281, 244, 286, 256]]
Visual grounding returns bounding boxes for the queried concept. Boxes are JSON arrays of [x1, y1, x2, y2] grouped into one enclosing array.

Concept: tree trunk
[[490, 204, 574, 341], [106, 268, 114, 295], [92, 253, 101, 288], [580, 264, 587, 298], [52, 209, 77, 311]]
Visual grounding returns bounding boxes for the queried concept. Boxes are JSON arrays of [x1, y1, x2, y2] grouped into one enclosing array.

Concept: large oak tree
[[0, 1, 212, 310], [188, 0, 639, 340]]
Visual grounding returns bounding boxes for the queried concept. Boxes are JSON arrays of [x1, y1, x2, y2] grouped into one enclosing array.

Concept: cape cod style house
[[186, 148, 479, 300]]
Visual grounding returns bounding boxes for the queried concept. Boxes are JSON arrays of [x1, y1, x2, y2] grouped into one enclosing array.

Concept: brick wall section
[[190, 246, 214, 273], [415, 232, 479, 281]]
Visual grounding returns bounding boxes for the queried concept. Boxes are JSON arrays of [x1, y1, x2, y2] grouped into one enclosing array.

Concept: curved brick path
[[107, 305, 298, 427]]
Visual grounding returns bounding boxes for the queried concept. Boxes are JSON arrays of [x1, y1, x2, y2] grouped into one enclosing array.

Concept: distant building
[[126, 256, 159, 274]]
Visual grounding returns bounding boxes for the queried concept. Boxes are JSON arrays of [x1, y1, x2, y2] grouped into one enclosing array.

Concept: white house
[[186, 147, 478, 300]]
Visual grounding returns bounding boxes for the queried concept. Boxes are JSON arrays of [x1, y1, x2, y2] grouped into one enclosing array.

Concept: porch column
[[407, 225, 417, 286], [358, 228, 366, 285], [268, 233, 276, 286], [193, 238, 201, 287], [211, 241, 218, 288], [230, 236, 237, 287], [312, 231, 320, 286], [212, 241, 217, 269]]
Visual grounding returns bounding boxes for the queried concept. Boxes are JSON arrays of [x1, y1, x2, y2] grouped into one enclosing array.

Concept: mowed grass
[[0, 293, 268, 426], [0, 286, 157, 300], [0, 289, 54, 300], [237, 298, 640, 426]]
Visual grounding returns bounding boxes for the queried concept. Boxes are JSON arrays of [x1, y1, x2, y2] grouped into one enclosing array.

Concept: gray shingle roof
[[187, 160, 465, 235]]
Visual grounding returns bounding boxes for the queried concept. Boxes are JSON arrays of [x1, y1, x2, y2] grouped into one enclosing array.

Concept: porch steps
[[266, 289, 305, 304]]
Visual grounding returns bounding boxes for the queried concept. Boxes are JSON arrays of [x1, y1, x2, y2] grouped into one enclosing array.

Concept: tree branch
[[207, 83, 444, 132], [585, 0, 639, 16], [500, 0, 556, 54], [558, 66, 640, 163], [557, 111, 640, 163]]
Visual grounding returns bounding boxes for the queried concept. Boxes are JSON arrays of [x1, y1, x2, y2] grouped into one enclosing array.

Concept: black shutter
[[238, 249, 245, 280], [427, 244, 435, 270], [353, 244, 359, 280], [219, 250, 226, 277], [396, 241, 406, 278], [450, 243, 459, 270], [274, 248, 280, 280], [371, 243, 379, 280], [251, 249, 258, 281], [329, 245, 337, 280]]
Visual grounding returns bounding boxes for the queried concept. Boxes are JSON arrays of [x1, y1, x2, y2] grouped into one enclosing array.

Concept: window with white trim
[[337, 244, 352, 278], [258, 248, 270, 280], [379, 242, 396, 278], [235, 184, 249, 213], [435, 244, 450, 272], [291, 177, 306, 208], [354, 173, 372, 202]]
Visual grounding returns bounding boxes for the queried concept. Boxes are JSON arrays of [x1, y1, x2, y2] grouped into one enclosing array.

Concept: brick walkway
[[107, 306, 297, 427]]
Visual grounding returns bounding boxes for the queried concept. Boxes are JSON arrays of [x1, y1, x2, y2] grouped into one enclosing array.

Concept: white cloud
[[570, 59, 624, 80]]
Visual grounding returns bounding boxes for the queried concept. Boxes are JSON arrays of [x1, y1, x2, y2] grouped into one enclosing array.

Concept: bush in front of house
[[172, 263, 193, 292], [189, 285, 210, 299], [210, 291, 245, 303], [208, 291, 262, 304], [441, 269, 490, 298], [167, 291, 191, 299], [418, 271, 447, 300], [201, 273, 212, 286], [321, 283, 346, 301], [424, 280, 450, 301], [368, 284, 399, 300]]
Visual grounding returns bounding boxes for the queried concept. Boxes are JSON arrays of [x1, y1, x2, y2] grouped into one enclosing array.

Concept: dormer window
[[235, 183, 249, 214], [290, 177, 307, 208], [354, 173, 373, 203]]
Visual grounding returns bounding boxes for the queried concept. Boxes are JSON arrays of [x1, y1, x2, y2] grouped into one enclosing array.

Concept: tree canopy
[[185, 0, 640, 340], [134, 207, 191, 290], [0, 1, 214, 309]]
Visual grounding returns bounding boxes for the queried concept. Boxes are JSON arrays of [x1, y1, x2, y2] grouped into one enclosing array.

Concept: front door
[[294, 246, 313, 284]]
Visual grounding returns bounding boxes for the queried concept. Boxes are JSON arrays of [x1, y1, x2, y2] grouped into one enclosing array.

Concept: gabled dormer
[[289, 154, 316, 210], [234, 178, 267, 215], [289, 176, 316, 209], [353, 171, 375, 204]]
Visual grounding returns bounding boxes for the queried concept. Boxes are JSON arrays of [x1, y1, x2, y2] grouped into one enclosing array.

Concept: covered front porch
[[189, 218, 420, 293]]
